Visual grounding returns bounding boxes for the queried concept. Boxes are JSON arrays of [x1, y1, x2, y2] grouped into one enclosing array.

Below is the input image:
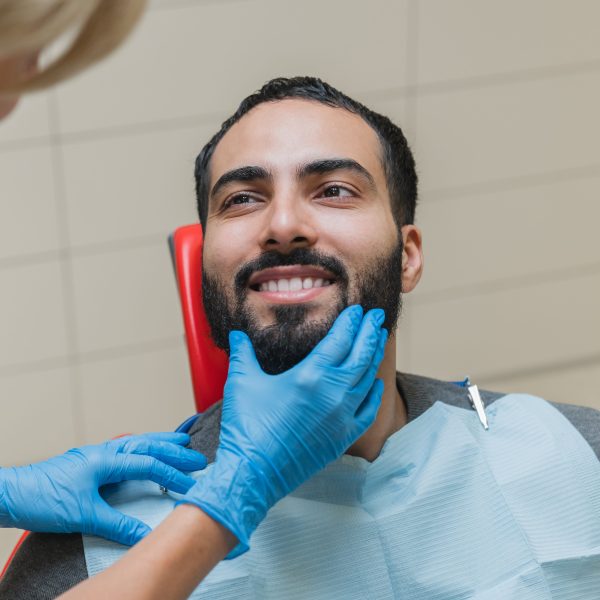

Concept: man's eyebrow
[[210, 165, 272, 199], [297, 158, 376, 190]]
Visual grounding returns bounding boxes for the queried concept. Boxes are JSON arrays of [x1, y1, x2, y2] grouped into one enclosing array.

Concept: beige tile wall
[[1, 0, 600, 563]]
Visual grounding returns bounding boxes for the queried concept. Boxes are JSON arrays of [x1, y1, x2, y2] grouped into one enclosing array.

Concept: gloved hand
[[0, 433, 207, 545], [178, 305, 387, 556]]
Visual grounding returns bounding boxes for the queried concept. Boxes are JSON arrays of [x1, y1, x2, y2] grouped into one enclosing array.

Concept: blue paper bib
[[84, 395, 600, 598]]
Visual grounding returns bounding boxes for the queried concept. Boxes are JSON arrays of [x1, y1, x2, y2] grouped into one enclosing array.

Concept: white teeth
[[289, 277, 302, 291], [257, 277, 333, 292]]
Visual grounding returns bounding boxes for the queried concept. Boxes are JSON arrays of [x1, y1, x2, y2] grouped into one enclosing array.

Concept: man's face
[[202, 99, 403, 373]]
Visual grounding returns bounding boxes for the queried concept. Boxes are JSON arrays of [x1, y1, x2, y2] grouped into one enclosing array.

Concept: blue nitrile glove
[[178, 305, 387, 557], [0, 432, 207, 545]]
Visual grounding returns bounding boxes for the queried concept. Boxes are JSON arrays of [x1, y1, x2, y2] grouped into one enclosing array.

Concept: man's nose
[[258, 197, 318, 253]]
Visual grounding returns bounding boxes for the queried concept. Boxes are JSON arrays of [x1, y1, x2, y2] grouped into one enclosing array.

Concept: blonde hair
[[0, 0, 147, 92]]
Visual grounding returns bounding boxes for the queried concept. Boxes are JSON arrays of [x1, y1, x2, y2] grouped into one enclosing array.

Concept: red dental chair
[[168, 224, 229, 412], [1, 224, 228, 578]]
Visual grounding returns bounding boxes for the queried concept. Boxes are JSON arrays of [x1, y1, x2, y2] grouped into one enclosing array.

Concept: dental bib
[[83, 395, 600, 599]]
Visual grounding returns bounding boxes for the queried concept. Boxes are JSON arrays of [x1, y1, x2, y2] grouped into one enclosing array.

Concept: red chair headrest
[[169, 225, 229, 412]]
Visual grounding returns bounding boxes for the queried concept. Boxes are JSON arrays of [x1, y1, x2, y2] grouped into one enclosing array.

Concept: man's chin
[[245, 285, 346, 325], [246, 319, 335, 374], [239, 302, 345, 374]]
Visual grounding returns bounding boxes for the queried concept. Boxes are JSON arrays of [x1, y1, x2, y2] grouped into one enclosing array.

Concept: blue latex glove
[[0, 433, 207, 545], [178, 305, 387, 556]]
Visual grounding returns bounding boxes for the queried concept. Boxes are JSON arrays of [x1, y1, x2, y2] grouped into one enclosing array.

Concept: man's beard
[[202, 242, 403, 375]]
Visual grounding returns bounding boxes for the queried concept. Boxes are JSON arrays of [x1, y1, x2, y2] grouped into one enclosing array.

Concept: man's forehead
[[209, 98, 383, 183]]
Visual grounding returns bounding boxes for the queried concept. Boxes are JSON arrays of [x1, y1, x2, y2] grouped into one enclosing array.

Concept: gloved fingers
[[340, 309, 386, 385], [228, 330, 260, 375], [308, 305, 363, 366], [116, 432, 192, 446], [117, 437, 207, 471], [105, 454, 199, 494], [352, 327, 388, 401], [91, 502, 152, 546], [353, 379, 384, 434]]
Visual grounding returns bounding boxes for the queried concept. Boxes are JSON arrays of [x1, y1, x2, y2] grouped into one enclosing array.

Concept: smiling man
[[3, 77, 600, 599], [197, 87, 422, 461]]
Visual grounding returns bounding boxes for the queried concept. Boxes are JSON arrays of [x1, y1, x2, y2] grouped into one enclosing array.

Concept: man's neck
[[346, 334, 406, 462]]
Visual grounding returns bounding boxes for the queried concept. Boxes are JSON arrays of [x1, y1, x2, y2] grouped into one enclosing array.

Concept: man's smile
[[248, 265, 337, 304]]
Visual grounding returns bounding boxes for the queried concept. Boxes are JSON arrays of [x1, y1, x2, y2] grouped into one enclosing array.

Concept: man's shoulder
[[0, 532, 86, 599], [398, 371, 600, 460], [188, 400, 223, 463], [548, 400, 600, 459], [397, 371, 504, 421]]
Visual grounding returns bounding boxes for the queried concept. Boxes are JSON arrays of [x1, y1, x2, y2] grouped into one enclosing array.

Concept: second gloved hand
[[178, 305, 387, 556], [0, 433, 207, 545]]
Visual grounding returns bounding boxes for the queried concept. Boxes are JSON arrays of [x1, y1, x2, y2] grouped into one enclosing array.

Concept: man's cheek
[[340, 277, 359, 304]]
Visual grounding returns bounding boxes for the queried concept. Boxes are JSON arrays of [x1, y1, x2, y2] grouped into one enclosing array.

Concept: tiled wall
[[1, 0, 599, 563]]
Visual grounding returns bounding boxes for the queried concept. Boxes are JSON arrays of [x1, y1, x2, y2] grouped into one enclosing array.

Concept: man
[[3, 77, 600, 598]]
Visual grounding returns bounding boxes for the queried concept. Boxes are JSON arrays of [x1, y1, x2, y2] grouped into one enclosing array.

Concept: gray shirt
[[2, 372, 599, 599]]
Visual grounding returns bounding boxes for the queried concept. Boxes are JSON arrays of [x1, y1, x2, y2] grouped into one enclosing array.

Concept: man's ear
[[400, 225, 423, 293]]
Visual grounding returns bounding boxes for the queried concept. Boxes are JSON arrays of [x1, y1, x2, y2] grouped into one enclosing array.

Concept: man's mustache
[[234, 248, 350, 294]]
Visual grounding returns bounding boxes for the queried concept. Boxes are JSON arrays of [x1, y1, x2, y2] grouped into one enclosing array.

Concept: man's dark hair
[[194, 76, 418, 231]]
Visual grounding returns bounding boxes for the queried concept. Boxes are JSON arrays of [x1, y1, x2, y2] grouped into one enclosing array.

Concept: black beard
[[202, 243, 403, 374]]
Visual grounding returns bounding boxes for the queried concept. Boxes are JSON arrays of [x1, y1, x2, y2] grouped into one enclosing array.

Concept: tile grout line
[[360, 57, 600, 101], [415, 58, 600, 95], [0, 233, 169, 272], [47, 92, 86, 445], [3, 57, 600, 154], [420, 162, 600, 203], [0, 249, 61, 270], [476, 351, 600, 388], [0, 135, 53, 155], [0, 335, 185, 378], [58, 109, 226, 144], [0, 110, 226, 154], [1, 331, 598, 403], [150, 0, 251, 10], [413, 259, 600, 305]]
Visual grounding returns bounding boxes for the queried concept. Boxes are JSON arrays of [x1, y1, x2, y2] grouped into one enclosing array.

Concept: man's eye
[[320, 185, 353, 199], [223, 193, 256, 209]]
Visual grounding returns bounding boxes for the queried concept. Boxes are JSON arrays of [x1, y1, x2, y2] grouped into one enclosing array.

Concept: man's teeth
[[258, 277, 332, 292]]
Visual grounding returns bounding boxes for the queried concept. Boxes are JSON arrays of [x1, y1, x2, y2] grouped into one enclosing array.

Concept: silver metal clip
[[466, 381, 489, 430]]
